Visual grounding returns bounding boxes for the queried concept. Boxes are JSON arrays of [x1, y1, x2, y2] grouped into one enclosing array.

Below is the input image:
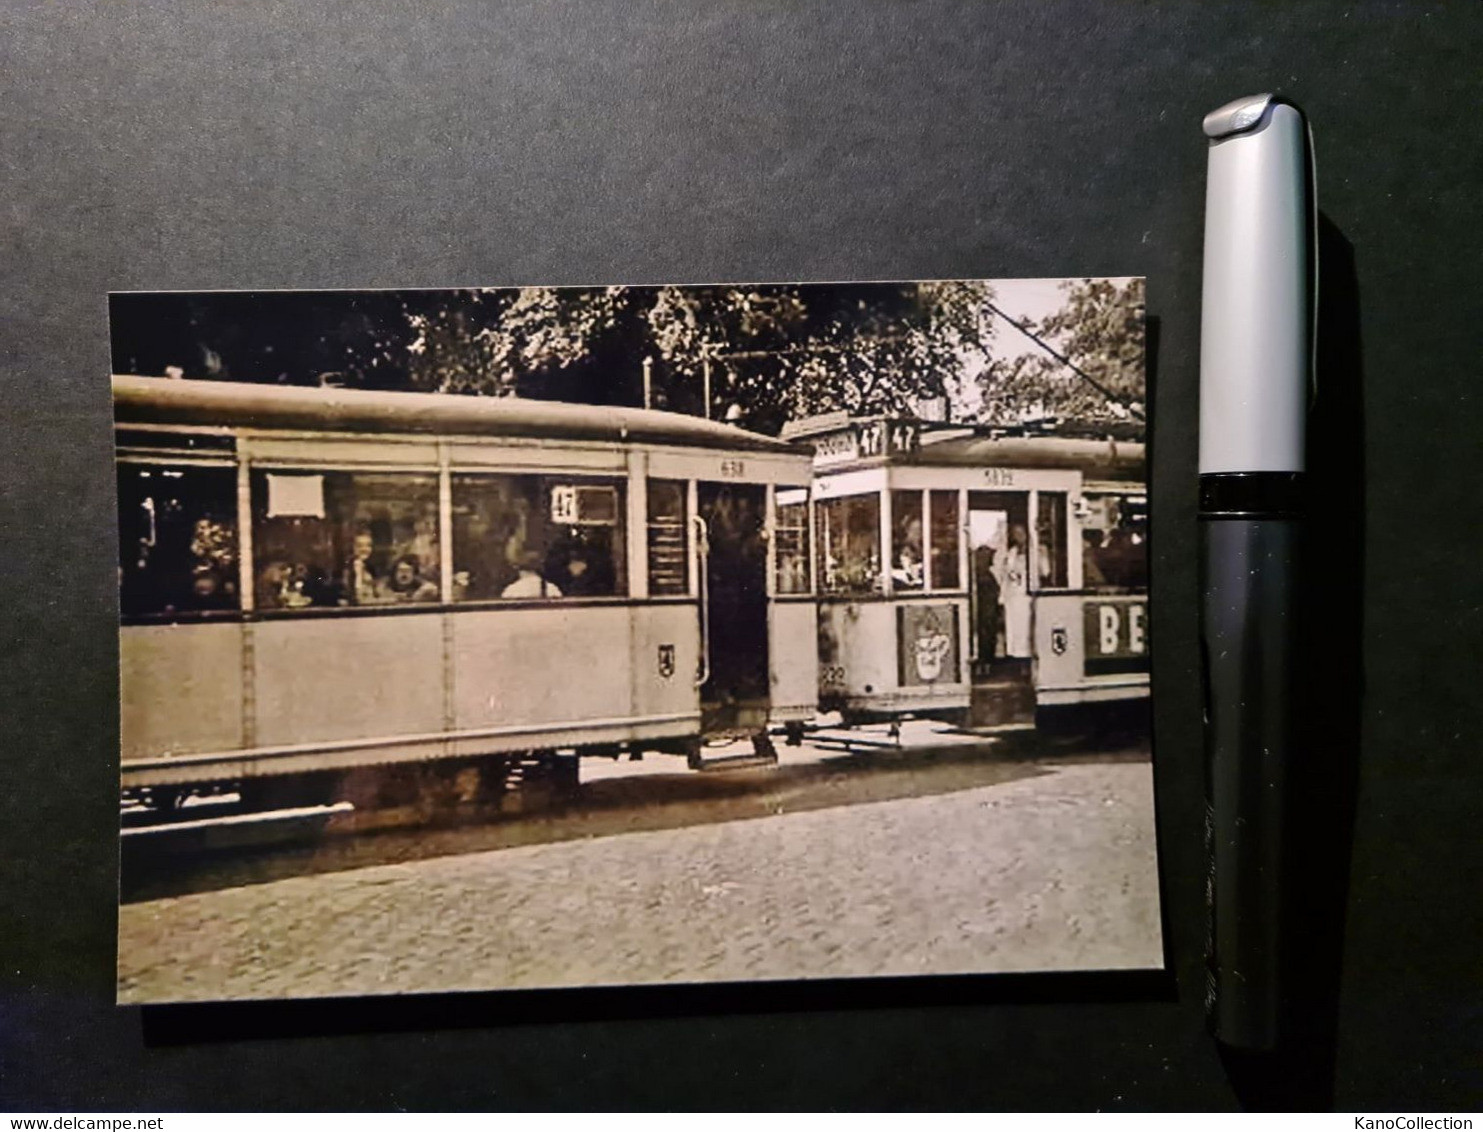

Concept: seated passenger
[[189, 568, 236, 611], [256, 560, 294, 609], [561, 550, 598, 597], [340, 530, 381, 606], [282, 562, 319, 608], [377, 554, 439, 603], [501, 552, 561, 599], [891, 545, 924, 589], [298, 564, 339, 607], [552, 539, 616, 597], [1082, 530, 1109, 588]]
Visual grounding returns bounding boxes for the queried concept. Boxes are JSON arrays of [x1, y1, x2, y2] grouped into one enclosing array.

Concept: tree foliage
[[110, 278, 1144, 437], [632, 280, 998, 433], [975, 277, 1145, 426]]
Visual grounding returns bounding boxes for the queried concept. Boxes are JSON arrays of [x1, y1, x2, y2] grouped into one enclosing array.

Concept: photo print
[[112, 278, 1158, 1002]]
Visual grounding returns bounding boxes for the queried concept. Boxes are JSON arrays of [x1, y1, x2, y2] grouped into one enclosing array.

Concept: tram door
[[967, 491, 1034, 726], [697, 482, 770, 733]]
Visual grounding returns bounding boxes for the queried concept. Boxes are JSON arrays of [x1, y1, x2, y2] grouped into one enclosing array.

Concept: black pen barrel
[[1199, 475, 1305, 1050]]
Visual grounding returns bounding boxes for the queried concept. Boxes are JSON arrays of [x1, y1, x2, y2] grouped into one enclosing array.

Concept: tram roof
[[898, 433, 1145, 481], [112, 375, 806, 455]]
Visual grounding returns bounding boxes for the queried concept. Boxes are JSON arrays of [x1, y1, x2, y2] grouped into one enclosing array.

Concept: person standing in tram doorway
[[997, 523, 1032, 658], [973, 544, 1003, 662]]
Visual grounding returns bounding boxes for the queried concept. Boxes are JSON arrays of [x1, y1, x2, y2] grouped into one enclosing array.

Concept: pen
[[1198, 93, 1316, 1050]]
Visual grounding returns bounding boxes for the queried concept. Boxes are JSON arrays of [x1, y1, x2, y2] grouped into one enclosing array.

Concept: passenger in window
[[378, 554, 439, 603], [561, 550, 594, 597], [280, 563, 317, 608], [1083, 530, 1109, 588], [1102, 526, 1146, 589], [1038, 541, 1059, 587], [558, 543, 616, 598], [340, 529, 381, 606], [190, 517, 236, 579], [501, 552, 562, 599], [298, 564, 338, 606], [777, 553, 809, 595], [286, 563, 313, 607], [190, 569, 235, 611], [455, 506, 518, 600], [257, 560, 294, 610], [892, 516, 925, 590]]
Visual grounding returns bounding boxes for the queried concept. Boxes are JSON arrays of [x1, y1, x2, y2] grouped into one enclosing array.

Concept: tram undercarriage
[[118, 723, 788, 848]]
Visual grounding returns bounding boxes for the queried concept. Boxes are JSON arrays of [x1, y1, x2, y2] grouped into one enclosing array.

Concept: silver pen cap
[[1199, 95, 1313, 475]]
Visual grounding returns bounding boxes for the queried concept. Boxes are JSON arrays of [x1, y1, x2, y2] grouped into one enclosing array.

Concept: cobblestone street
[[118, 750, 1162, 1002]]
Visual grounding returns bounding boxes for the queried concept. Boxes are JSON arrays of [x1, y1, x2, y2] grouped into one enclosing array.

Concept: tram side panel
[[120, 603, 706, 791], [254, 612, 445, 753], [768, 598, 819, 723], [449, 602, 701, 754], [817, 599, 970, 722], [1032, 593, 1150, 707], [119, 623, 244, 771]]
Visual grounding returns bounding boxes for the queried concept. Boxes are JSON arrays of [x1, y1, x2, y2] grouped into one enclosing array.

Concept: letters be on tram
[[786, 412, 1149, 730], [114, 376, 818, 825]]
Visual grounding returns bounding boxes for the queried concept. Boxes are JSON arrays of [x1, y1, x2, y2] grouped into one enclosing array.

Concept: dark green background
[[2, 0, 1478, 1110]]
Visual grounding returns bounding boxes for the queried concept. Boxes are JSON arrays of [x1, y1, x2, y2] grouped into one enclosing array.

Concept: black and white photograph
[[112, 278, 1158, 1003]]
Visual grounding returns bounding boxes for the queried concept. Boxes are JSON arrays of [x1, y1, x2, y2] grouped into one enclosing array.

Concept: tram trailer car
[[115, 376, 818, 829], [787, 414, 1149, 732]]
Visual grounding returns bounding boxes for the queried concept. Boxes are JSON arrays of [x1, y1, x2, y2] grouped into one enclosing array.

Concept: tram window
[[647, 479, 688, 596], [816, 493, 881, 595], [774, 488, 811, 595], [1036, 491, 1069, 589], [251, 471, 441, 609], [930, 490, 961, 590], [451, 473, 627, 601], [118, 463, 239, 617], [891, 490, 925, 591], [1083, 494, 1148, 590]]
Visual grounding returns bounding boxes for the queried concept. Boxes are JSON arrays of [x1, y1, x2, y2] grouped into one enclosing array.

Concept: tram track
[[119, 728, 1149, 906]]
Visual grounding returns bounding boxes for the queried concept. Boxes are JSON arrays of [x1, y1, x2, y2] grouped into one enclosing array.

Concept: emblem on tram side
[[657, 644, 676, 679], [1051, 626, 1068, 656]]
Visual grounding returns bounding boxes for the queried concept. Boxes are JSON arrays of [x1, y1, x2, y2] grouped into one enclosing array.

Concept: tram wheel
[[541, 752, 581, 796]]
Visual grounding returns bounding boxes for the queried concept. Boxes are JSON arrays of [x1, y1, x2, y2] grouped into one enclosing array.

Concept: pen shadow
[[1219, 214, 1366, 1109], [137, 966, 1177, 1047]]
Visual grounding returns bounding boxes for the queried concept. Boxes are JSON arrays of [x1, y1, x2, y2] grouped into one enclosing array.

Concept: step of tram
[[688, 732, 779, 772], [969, 679, 1036, 729]]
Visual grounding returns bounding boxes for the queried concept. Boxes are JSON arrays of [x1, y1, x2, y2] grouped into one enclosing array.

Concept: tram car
[[784, 412, 1148, 730], [115, 375, 817, 828]]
